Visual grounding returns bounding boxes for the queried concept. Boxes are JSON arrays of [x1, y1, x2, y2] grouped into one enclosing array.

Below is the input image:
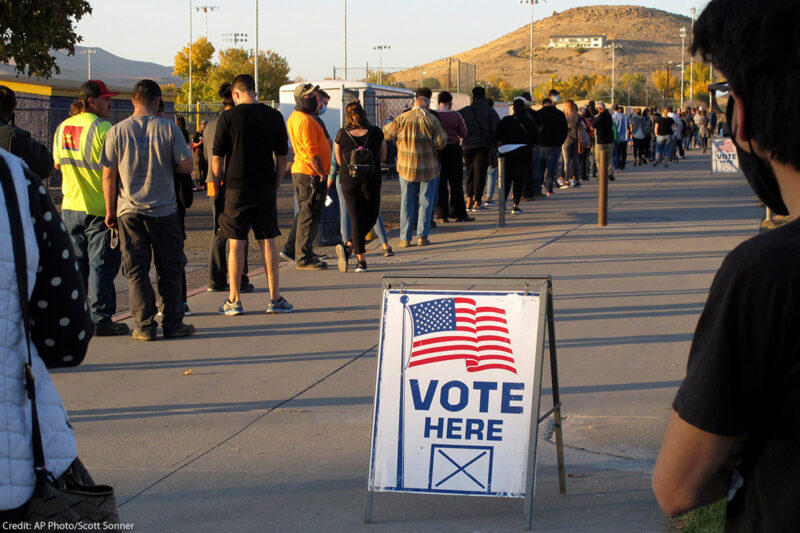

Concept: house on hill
[[548, 35, 607, 49]]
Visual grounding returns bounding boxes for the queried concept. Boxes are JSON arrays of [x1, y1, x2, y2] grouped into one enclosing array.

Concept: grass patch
[[674, 499, 725, 532]]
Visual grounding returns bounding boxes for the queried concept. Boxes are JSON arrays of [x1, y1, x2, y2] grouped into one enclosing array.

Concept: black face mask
[[296, 96, 317, 114], [727, 99, 789, 215]]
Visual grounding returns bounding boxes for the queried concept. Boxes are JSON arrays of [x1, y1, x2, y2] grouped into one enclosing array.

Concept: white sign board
[[368, 289, 542, 497], [711, 138, 740, 173]]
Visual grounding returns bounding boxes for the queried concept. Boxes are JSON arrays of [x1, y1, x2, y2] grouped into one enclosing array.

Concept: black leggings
[[340, 175, 381, 255], [437, 143, 467, 219], [503, 148, 531, 206], [463, 147, 490, 204]]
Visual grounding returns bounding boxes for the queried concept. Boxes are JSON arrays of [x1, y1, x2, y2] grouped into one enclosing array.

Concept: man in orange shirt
[[286, 84, 331, 269]]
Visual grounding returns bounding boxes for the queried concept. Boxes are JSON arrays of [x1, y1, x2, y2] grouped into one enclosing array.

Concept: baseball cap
[[548, 88, 560, 97], [78, 80, 119, 100], [294, 83, 320, 100]]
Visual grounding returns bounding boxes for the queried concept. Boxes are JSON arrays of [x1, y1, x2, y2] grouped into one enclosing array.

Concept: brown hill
[[391, 5, 696, 90]]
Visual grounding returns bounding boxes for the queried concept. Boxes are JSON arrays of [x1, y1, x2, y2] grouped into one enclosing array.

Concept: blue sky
[[77, 0, 709, 80]]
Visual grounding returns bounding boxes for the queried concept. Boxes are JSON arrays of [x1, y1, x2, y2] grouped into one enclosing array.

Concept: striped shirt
[[383, 107, 447, 183]]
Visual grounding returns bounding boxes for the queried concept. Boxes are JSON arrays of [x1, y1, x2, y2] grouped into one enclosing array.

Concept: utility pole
[[343, 0, 347, 80], [254, 0, 259, 100], [689, 6, 696, 107], [680, 26, 687, 110], [447, 58, 452, 91], [194, 5, 218, 39], [80, 48, 96, 79], [666, 61, 674, 105], [609, 41, 621, 105], [519, 0, 543, 96], [373, 45, 390, 85], [188, 0, 192, 113]]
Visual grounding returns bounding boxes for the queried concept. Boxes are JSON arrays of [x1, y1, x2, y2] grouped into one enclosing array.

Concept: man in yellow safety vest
[[53, 80, 129, 336]]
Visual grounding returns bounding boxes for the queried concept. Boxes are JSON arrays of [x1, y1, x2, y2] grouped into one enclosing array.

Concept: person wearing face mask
[[285, 83, 332, 269], [653, 1, 800, 530], [0, 86, 52, 180], [434, 91, 471, 223]]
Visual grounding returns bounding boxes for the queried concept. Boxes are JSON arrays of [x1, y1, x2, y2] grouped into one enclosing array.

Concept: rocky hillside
[[392, 5, 696, 89]]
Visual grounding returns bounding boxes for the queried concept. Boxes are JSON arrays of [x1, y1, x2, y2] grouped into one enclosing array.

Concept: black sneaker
[[296, 260, 327, 270], [355, 260, 367, 273], [163, 323, 196, 339], [240, 283, 256, 293], [279, 251, 295, 263], [455, 215, 475, 222], [95, 321, 130, 337], [267, 296, 294, 314]]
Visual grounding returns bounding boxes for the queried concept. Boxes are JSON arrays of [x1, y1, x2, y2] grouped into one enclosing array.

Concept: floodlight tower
[[373, 45, 390, 85], [194, 5, 219, 39], [689, 6, 696, 106], [80, 48, 96, 79], [519, 0, 545, 96]]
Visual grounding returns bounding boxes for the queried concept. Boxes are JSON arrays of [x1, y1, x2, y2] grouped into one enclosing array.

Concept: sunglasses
[[709, 81, 730, 116]]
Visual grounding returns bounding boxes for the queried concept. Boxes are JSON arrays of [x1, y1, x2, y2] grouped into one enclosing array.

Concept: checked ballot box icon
[[428, 444, 494, 494]]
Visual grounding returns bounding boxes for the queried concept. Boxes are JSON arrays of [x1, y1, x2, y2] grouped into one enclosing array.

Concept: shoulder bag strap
[[0, 158, 48, 476]]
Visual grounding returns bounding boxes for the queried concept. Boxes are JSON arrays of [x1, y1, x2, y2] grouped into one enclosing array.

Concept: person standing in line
[[654, 2, 800, 528], [538, 96, 569, 196], [191, 120, 207, 191], [0, 86, 52, 180], [495, 97, 538, 214], [612, 104, 629, 172], [653, 108, 676, 167], [630, 108, 647, 166], [434, 91, 471, 223], [101, 79, 195, 340], [591, 102, 615, 181], [212, 74, 293, 315], [383, 95, 447, 247], [204, 83, 253, 294], [697, 108, 711, 154], [334, 101, 387, 273], [459, 86, 499, 211], [284, 84, 339, 270], [281, 87, 334, 266], [667, 106, 683, 161], [562, 100, 584, 188], [53, 80, 129, 337]]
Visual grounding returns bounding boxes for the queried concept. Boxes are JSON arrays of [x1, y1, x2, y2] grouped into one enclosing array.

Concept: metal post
[[343, 0, 347, 81], [690, 6, 696, 106], [254, 0, 259, 100], [546, 283, 567, 496], [188, 0, 192, 111], [598, 146, 608, 226], [419, 66, 423, 88], [456, 59, 461, 94], [680, 27, 686, 110], [498, 156, 506, 228], [447, 58, 452, 91], [529, 0, 534, 96]]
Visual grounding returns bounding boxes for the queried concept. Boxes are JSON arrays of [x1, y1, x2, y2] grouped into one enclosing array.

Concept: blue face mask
[[318, 105, 327, 116]]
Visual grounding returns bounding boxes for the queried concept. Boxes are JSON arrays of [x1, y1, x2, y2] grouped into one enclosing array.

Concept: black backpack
[[345, 128, 375, 180]]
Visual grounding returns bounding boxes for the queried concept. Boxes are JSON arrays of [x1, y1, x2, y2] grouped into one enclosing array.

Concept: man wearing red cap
[[53, 80, 129, 336]]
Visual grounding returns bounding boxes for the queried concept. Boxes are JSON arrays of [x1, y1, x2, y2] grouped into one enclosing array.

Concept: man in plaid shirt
[[383, 95, 447, 247]]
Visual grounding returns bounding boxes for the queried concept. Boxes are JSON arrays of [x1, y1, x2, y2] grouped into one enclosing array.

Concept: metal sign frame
[[365, 275, 566, 530]]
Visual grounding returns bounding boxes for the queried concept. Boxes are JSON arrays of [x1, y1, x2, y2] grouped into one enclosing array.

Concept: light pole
[[80, 48, 96, 79], [343, 0, 347, 80], [666, 61, 674, 105], [680, 26, 686, 110], [194, 5, 218, 39], [188, 0, 192, 113], [689, 6, 696, 107], [519, 0, 544, 96], [373, 45, 390, 85], [608, 41, 622, 105], [254, 0, 259, 100]]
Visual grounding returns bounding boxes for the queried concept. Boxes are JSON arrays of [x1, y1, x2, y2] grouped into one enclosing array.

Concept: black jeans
[[292, 173, 326, 265], [503, 148, 531, 206], [340, 175, 381, 255], [119, 212, 185, 332], [616, 141, 628, 170], [463, 147, 490, 205], [437, 143, 468, 219], [209, 190, 249, 289]]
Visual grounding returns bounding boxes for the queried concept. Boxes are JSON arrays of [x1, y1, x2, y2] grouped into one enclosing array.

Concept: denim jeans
[[336, 176, 388, 245], [62, 209, 121, 325], [399, 178, 437, 241], [656, 135, 672, 161], [485, 165, 497, 201], [540, 146, 561, 193]]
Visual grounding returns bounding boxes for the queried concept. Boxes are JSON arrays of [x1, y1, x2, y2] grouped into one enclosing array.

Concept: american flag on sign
[[407, 297, 516, 373]]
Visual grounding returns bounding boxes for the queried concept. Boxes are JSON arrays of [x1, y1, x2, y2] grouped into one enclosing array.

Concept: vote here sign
[[368, 289, 542, 497], [712, 138, 740, 173]]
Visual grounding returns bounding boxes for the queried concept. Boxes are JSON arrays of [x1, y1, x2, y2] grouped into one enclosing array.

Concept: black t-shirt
[[673, 218, 800, 532], [335, 126, 384, 181], [212, 103, 289, 190], [655, 116, 675, 136]]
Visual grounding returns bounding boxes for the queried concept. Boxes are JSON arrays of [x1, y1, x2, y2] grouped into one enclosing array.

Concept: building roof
[[0, 76, 178, 102], [549, 35, 606, 39]]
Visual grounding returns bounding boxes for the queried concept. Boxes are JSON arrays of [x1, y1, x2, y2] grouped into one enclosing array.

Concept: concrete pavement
[[50, 152, 761, 532]]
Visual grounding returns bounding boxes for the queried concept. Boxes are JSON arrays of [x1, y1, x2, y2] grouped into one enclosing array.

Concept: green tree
[[0, 0, 92, 77], [422, 77, 442, 90]]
